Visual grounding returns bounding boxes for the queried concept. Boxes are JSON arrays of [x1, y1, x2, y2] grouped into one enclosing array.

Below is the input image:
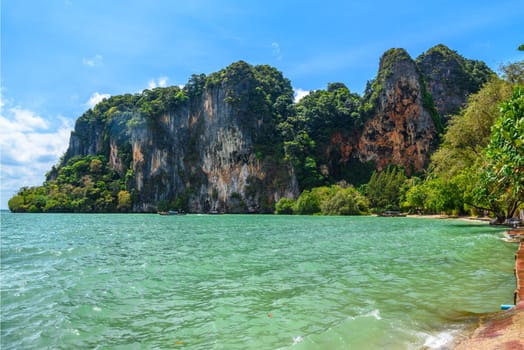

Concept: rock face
[[356, 48, 439, 174], [416, 44, 494, 124], [62, 62, 298, 212], [321, 45, 492, 177], [53, 46, 493, 212]]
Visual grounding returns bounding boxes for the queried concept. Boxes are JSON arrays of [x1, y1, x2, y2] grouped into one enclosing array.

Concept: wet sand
[[453, 301, 524, 350], [454, 230, 524, 349]]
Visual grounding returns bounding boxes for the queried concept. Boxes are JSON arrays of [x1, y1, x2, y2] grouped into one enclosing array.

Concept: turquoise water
[[0, 213, 516, 349]]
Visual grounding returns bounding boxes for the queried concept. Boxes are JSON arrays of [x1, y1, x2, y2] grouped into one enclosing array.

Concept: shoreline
[[452, 227, 524, 349], [406, 215, 524, 349]]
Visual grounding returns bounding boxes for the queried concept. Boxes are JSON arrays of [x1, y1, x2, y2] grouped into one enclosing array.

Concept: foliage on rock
[[9, 155, 127, 212], [8, 46, 502, 214]]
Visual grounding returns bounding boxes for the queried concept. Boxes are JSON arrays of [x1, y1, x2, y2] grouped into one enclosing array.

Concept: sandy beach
[[453, 227, 524, 349], [453, 301, 524, 349], [406, 215, 524, 349]]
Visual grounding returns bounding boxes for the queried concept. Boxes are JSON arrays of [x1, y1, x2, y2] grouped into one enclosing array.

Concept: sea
[[0, 212, 516, 349]]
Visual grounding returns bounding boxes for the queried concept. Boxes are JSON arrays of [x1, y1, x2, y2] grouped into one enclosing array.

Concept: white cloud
[[0, 102, 74, 208], [86, 92, 110, 109], [0, 116, 71, 164], [272, 42, 282, 61], [0, 107, 49, 132], [82, 54, 103, 67], [148, 76, 169, 89], [293, 88, 310, 103]]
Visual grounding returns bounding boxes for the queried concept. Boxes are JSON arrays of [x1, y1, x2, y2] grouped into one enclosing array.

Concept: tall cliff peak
[[358, 48, 439, 174], [372, 48, 415, 89], [379, 48, 413, 69], [416, 44, 495, 124]]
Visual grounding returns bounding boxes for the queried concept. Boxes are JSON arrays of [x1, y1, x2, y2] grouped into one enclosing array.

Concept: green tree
[[292, 185, 369, 216], [117, 190, 132, 211], [365, 166, 407, 211], [274, 197, 295, 214], [430, 77, 513, 178], [294, 190, 321, 214], [320, 186, 369, 215], [403, 180, 427, 213], [8, 195, 25, 212], [89, 158, 103, 173], [501, 61, 524, 85], [184, 73, 207, 98], [475, 86, 524, 222]]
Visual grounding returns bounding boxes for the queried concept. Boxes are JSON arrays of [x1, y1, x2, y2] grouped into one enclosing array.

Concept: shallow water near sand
[[0, 213, 516, 349]]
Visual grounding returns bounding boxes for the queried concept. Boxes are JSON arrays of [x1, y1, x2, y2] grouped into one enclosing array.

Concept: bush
[[293, 185, 369, 215], [294, 190, 321, 214], [275, 197, 295, 214], [320, 186, 369, 215]]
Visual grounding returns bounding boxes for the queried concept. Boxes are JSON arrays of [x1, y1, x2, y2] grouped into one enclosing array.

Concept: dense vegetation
[[402, 60, 523, 222], [9, 45, 522, 220], [416, 44, 494, 99], [8, 155, 131, 212], [275, 184, 369, 215], [279, 82, 370, 190]]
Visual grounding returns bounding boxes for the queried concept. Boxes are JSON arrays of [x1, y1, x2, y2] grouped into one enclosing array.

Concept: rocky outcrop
[[53, 46, 493, 212], [321, 45, 493, 177], [61, 62, 298, 213], [357, 48, 439, 174], [417, 44, 494, 124]]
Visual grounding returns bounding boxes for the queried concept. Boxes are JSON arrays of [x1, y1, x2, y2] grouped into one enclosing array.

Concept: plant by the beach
[[474, 85, 524, 222]]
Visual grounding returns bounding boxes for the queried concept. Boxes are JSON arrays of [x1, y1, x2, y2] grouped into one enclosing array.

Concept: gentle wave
[[0, 213, 514, 349]]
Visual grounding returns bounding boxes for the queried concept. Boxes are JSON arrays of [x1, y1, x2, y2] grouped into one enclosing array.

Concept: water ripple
[[1, 213, 514, 349]]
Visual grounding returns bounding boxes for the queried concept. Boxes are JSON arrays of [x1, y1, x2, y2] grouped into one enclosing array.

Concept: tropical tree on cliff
[[279, 83, 364, 190]]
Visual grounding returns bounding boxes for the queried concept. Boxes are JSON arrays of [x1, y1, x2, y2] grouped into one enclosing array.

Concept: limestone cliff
[[317, 46, 493, 179], [356, 48, 439, 174], [41, 46, 493, 213], [61, 62, 298, 213], [416, 44, 494, 124]]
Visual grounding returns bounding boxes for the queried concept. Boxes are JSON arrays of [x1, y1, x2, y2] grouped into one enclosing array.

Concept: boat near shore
[[377, 210, 407, 217], [158, 210, 185, 216]]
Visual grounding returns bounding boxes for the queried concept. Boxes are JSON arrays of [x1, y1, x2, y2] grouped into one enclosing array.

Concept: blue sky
[[1, 0, 523, 209]]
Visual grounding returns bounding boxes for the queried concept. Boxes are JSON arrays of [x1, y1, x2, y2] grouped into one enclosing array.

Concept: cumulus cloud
[[82, 54, 103, 67], [86, 92, 110, 109], [1, 107, 49, 132], [147, 77, 169, 89], [0, 103, 73, 207], [294, 88, 310, 103]]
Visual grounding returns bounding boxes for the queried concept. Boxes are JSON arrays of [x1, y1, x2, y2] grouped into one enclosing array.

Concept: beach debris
[[500, 304, 515, 310]]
